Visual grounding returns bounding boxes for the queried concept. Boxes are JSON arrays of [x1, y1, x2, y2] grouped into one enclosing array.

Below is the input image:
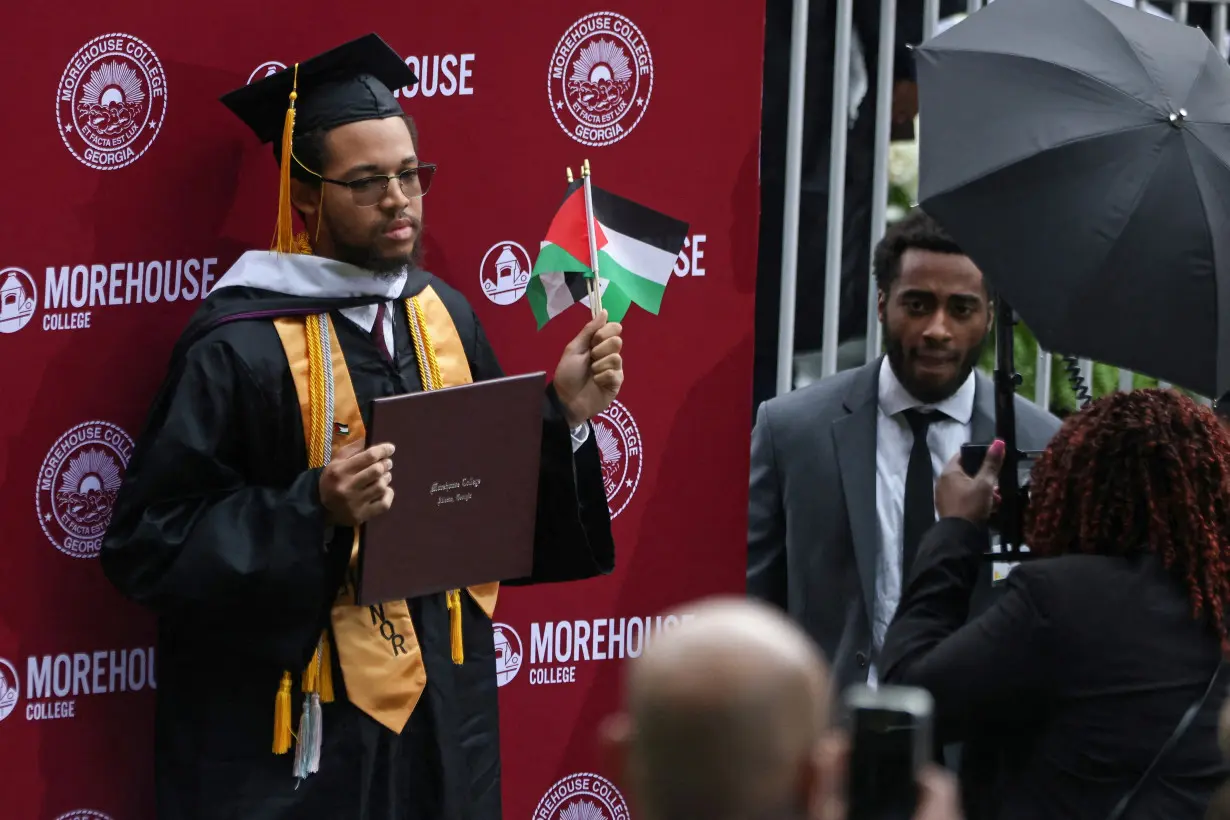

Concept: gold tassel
[[319, 630, 335, 703], [273, 672, 293, 754], [447, 589, 464, 664], [301, 642, 321, 694], [272, 64, 301, 254]]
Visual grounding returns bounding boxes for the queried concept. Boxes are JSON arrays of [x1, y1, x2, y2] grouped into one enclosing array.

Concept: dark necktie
[[901, 408, 941, 581], [372, 301, 392, 362]]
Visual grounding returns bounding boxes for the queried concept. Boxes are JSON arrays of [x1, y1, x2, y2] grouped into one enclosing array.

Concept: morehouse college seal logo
[[37, 421, 135, 559], [548, 12, 654, 147], [535, 772, 630, 820], [248, 61, 287, 84], [493, 622, 524, 687], [57, 33, 168, 171], [0, 267, 37, 334], [480, 241, 533, 306], [592, 399, 642, 519], [54, 812, 115, 820], [0, 657, 19, 723]]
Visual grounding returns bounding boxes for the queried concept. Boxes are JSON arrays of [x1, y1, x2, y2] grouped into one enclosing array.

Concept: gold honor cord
[[269, 284, 499, 780]]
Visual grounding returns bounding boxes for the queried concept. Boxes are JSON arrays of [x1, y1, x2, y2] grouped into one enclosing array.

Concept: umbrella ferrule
[[1168, 109, 1188, 127]]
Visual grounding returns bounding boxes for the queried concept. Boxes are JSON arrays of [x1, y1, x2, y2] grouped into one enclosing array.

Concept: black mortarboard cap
[[219, 33, 418, 253], [220, 33, 417, 144]]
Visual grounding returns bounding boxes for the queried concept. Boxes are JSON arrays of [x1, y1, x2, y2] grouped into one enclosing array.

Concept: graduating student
[[100, 33, 622, 820]]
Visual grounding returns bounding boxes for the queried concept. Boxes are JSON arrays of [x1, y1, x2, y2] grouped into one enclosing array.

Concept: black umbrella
[[915, 0, 1230, 399]]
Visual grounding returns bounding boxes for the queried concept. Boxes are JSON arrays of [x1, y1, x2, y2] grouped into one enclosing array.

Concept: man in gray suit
[[747, 208, 1060, 693]]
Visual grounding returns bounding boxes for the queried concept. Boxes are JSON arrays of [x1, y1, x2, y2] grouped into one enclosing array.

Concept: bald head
[[614, 597, 832, 820]]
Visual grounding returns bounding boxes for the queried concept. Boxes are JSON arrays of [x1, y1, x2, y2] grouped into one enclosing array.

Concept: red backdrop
[[0, 3, 765, 818]]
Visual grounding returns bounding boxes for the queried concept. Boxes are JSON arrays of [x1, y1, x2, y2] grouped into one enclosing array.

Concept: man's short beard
[[327, 213, 425, 280], [884, 322, 988, 404]]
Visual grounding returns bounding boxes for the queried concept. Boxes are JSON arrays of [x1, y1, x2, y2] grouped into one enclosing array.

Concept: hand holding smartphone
[[844, 684, 935, 820]]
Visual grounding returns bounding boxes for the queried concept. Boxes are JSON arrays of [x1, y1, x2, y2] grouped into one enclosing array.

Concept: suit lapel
[[832, 360, 882, 628]]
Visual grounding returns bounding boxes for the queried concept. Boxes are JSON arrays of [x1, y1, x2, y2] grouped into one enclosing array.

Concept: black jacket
[[881, 518, 1228, 820]]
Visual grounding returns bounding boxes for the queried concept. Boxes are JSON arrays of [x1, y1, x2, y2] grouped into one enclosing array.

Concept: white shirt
[[339, 301, 397, 360], [867, 356, 975, 685]]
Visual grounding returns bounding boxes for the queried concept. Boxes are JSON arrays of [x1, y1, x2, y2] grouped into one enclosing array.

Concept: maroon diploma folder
[[355, 371, 547, 605]]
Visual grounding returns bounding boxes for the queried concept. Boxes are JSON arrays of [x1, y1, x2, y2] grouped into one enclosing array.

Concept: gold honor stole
[[269, 285, 500, 778]]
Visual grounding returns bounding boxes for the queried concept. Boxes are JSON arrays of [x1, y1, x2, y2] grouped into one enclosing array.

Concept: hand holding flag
[[552, 309, 624, 427]]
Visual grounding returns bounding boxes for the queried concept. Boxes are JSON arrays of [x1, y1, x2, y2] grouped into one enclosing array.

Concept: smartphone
[[959, 442, 1043, 482], [844, 684, 934, 820], [959, 442, 990, 478]]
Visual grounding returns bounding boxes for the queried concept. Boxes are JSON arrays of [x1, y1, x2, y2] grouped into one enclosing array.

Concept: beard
[[325, 210, 425, 280], [884, 323, 988, 404]]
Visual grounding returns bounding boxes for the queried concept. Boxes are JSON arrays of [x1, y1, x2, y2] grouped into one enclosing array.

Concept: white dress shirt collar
[[877, 355, 975, 424]]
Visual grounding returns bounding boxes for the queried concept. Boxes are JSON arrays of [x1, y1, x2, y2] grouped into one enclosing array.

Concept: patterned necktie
[[901, 408, 941, 581], [372, 301, 392, 361]]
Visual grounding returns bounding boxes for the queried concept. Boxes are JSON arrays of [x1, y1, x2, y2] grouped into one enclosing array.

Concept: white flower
[[888, 125, 920, 202]]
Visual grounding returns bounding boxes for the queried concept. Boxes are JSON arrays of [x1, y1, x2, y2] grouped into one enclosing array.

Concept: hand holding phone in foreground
[[819, 736, 963, 820], [912, 766, 963, 820], [844, 684, 964, 820]]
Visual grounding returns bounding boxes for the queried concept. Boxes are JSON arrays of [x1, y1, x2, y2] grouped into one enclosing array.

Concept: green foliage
[[974, 320, 1166, 414]]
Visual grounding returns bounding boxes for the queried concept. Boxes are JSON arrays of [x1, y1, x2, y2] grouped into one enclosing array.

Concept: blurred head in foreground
[[600, 597, 836, 820]]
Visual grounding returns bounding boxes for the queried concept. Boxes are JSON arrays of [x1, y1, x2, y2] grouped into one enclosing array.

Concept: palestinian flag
[[528, 270, 633, 330], [527, 179, 689, 328]]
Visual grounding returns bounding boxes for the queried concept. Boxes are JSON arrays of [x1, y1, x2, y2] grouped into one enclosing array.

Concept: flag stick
[[582, 158, 603, 320], [566, 165, 597, 320]]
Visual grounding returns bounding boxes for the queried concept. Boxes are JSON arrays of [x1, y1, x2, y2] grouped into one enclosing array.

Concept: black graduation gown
[[99, 269, 615, 820]]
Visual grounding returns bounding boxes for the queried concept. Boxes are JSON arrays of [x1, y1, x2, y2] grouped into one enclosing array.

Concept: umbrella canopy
[[914, 0, 1230, 398]]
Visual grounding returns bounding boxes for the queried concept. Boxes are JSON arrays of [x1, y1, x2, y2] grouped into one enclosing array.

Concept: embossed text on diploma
[[431, 477, 483, 505]]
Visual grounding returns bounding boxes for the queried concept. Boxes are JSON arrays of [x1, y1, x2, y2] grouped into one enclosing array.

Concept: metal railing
[[776, 0, 1229, 407]]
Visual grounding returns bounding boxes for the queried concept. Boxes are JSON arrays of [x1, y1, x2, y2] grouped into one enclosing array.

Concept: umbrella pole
[[993, 298, 1025, 556]]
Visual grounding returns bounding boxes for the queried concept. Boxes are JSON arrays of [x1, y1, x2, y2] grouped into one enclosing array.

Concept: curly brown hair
[[1025, 388, 1230, 648]]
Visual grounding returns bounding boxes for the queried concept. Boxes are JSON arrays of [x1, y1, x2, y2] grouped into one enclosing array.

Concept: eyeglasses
[[283, 157, 434, 208], [316, 164, 437, 207]]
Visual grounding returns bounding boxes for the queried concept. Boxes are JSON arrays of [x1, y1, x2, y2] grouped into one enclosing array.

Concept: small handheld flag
[[527, 160, 689, 329]]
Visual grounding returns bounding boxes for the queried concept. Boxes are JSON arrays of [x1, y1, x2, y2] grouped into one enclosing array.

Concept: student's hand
[[319, 443, 396, 526], [554, 309, 623, 427]]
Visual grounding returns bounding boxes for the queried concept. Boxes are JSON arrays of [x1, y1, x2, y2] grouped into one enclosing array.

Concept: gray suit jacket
[[746, 357, 1061, 690]]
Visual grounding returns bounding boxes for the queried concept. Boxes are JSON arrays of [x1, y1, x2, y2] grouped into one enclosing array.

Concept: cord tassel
[[447, 589, 464, 664], [272, 64, 300, 254], [319, 631, 335, 703], [292, 693, 313, 778], [273, 672, 293, 754], [301, 642, 320, 695], [308, 693, 323, 774]]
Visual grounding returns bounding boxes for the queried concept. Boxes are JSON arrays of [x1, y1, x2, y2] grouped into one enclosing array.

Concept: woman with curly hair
[[880, 388, 1230, 820]]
